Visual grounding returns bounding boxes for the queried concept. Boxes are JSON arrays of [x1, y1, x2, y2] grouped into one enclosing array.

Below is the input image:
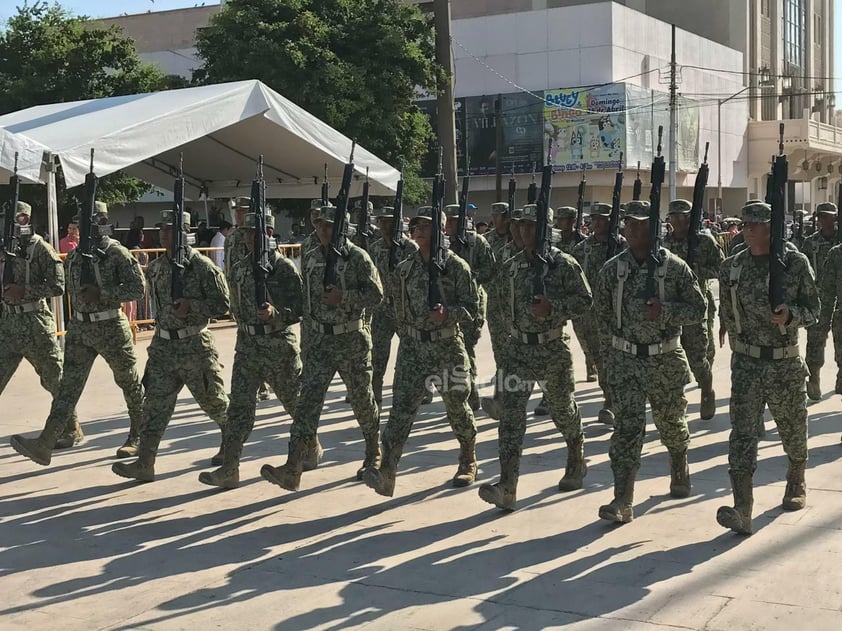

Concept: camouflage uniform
[[260, 206, 383, 492], [200, 213, 303, 488], [0, 214, 79, 441], [368, 208, 419, 403], [112, 210, 230, 482], [801, 202, 838, 398], [479, 204, 593, 511], [818, 243, 842, 395], [716, 201, 819, 535], [593, 201, 706, 523], [364, 206, 479, 497], [444, 204, 496, 409], [571, 203, 626, 424], [663, 199, 725, 420], [11, 203, 146, 466]]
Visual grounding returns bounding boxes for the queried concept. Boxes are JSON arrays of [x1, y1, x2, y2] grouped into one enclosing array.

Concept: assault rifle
[[321, 163, 329, 206], [428, 147, 446, 309], [575, 166, 586, 242], [646, 127, 666, 298], [508, 164, 517, 214], [607, 152, 624, 258], [1, 153, 21, 295], [388, 164, 405, 271], [325, 142, 355, 289], [78, 149, 99, 289], [533, 138, 554, 300], [356, 167, 371, 252], [768, 124, 788, 326], [687, 142, 710, 268], [633, 161, 642, 201], [451, 166, 470, 258], [171, 153, 187, 303], [251, 155, 271, 309], [527, 162, 538, 205]]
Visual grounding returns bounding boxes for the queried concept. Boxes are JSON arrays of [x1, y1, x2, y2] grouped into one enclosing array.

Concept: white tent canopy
[[0, 80, 399, 199], [0, 127, 46, 184]]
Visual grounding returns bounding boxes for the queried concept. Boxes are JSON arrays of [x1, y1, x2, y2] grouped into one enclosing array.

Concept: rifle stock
[[325, 142, 356, 289], [646, 127, 666, 298], [687, 142, 710, 268], [769, 124, 788, 320]]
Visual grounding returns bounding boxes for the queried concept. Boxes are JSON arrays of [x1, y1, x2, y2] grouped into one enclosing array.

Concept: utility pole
[[668, 23, 677, 201], [495, 94, 503, 200], [434, 0, 458, 204]]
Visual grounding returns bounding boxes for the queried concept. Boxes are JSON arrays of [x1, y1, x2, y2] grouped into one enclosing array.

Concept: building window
[[783, 0, 806, 71]]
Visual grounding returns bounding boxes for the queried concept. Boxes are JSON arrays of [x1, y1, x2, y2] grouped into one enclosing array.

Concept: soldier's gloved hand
[[257, 304, 274, 322], [429, 303, 448, 323], [173, 298, 191, 318], [531, 294, 551, 318], [771, 303, 791, 326], [644, 297, 662, 321], [79, 285, 101, 303], [2, 284, 26, 301], [322, 285, 343, 305]]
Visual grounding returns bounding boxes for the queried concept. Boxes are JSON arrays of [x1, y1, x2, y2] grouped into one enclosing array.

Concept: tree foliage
[[194, 0, 439, 203], [0, 2, 170, 226]]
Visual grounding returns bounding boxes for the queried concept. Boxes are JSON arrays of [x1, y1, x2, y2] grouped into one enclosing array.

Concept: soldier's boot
[[356, 432, 381, 481], [372, 375, 384, 406], [558, 434, 587, 492], [210, 432, 225, 466], [478, 456, 518, 511], [782, 459, 807, 511], [421, 384, 434, 405], [668, 449, 691, 498], [111, 439, 158, 483], [806, 370, 822, 401], [716, 471, 754, 535], [260, 437, 308, 492], [302, 435, 324, 472], [198, 440, 242, 490], [598, 468, 637, 523], [115, 414, 142, 459], [363, 442, 402, 497], [10, 432, 57, 467], [452, 437, 478, 487], [585, 356, 598, 382], [699, 375, 716, 420], [468, 382, 480, 412], [257, 383, 270, 402], [597, 406, 615, 426], [534, 396, 549, 416], [835, 371, 842, 395], [54, 414, 84, 450]]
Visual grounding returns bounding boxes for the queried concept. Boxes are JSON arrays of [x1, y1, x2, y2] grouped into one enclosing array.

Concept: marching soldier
[[717, 201, 819, 535], [802, 202, 838, 399], [10, 202, 146, 465], [554, 206, 582, 254], [199, 211, 303, 488], [571, 202, 626, 425], [260, 205, 383, 492], [593, 201, 706, 524], [663, 199, 725, 420], [368, 206, 419, 404], [112, 209, 230, 482], [0, 201, 80, 447], [443, 203, 496, 411], [364, 206, 479, 497], [479, 204, 592, 511], [818, 240, 842, 398]]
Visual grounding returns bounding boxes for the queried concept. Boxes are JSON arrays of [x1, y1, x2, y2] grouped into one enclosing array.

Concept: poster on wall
[[543, 85, 626, 172]]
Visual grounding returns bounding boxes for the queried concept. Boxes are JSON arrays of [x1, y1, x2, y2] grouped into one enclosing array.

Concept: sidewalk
[[1, 324, 841, 630]]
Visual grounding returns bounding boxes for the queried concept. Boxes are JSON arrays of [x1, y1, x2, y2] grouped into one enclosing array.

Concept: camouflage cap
[[242, 213, 275, 229], [590, 202, 612, 217], [511, 207, 523, 221], [160, 209, 191, 228], [624, 200, 651, 221], [490, 202, 509, 215], [15, 201, 32, 217], [816, 202, 838, 216], [315, 205, 348, 224], [378, 206, 397, 218], [354, 200, 374, 211], [556, 206, 576, 219], [94, 201, 108, 215], [741, 201, 771, 223], [310, 198, 324, 210], [234, 197, 251, 210], [667, 199, 692, 215], [414, 206, 437, 222], [521, 204, 554, 224], [444, 204, 461, 218]]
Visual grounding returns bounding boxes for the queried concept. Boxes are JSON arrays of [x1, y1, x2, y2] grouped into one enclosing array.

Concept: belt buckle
[[622, 340, 633, 354]]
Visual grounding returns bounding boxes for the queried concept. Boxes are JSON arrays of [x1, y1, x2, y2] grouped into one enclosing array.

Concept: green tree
[[0, 2, 170, 226], [194, 0, 438, 203]]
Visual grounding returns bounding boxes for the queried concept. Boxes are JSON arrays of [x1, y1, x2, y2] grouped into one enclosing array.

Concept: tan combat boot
[[806, 370, 822, 401], [699, 375, 716, 420], [363, 442, 401, 497], [478, 455, 519, 511], [54, 415, 85, 450], [198, 439, 243, 489], [10, 433, 56, 466], [558, 434, 587, 492], [782, 459, 807, 511], [356, 432, 382, 480], [302, 435, 324, 472], [716, 471, 754, 535], [260, 437, 308, 492], [598, 467, 637, 523], [452, 437, 478, 487], [669, 449, 691, 498], [112, 440, 158, 483], [115, 413, 143, 459]]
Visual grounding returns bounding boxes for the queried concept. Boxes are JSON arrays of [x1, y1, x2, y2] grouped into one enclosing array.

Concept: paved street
[[2, 316, 842, 630]]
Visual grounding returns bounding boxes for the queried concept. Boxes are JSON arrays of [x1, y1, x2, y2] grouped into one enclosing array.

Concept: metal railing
[[56, 244, 302, 341]]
